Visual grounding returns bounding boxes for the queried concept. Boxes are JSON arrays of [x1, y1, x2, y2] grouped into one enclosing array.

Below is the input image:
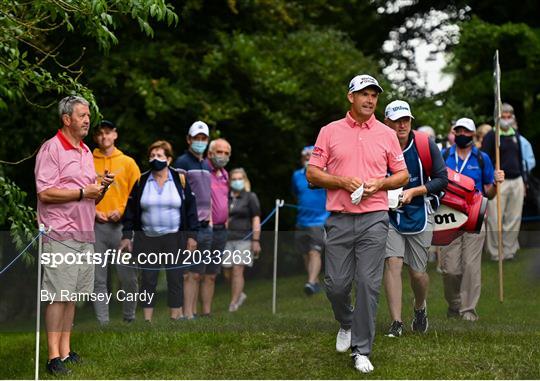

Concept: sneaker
[[351, 353, 374, 373], [411, 303, 429, 333], [236, 292, 247, 308], [62, 351, 82, 365], [304, 282, 322, 295], [46, 357, 71, 375], [386, 320, 403, 338], [228, 303, 238, 312], [335, 328, 351, 352], [304, 282, 315, 295], [123, 317, 135, 324], [462, 310, 479, 321]]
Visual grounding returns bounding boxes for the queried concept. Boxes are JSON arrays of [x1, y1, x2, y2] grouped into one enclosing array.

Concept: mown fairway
[[1, 250, 539, 379]]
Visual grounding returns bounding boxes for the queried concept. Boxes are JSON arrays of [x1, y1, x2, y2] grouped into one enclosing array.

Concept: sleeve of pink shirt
[[308, 126, 329, 169], [386, 132, 407, 173], [35, 142, 60, 194]]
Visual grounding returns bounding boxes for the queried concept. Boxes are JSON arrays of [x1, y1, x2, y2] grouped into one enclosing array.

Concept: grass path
[[1, 251, 539, 379]]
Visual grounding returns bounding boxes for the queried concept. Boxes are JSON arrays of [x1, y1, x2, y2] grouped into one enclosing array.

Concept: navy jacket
[[121, 167, 199, 241]]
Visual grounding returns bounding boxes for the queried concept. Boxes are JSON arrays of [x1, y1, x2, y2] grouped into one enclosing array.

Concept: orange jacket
[[93, 148, 140, 217]]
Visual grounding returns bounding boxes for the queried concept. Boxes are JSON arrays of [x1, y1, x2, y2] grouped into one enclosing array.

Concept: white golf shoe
[[352, 353, 374, 373], [335, 328, 351, 352]]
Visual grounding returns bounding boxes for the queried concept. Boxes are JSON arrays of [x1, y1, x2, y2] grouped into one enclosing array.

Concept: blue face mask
[[191, 141, 208, 154], [231, 179, 245, 192]]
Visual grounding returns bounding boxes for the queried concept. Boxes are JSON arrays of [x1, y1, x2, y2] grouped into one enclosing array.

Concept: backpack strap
[[413, 130, 432, 177], [442, 147, 450, 161], [177, 172, 186, 189], [444, 145, 484, 172], [473, 146, 484, 172]]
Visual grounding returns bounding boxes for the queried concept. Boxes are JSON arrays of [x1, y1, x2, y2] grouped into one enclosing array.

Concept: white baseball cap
[[348, 75, 383, 94], [385, 100, 414, 121], [453, 117, 476, 132], [188, 121, 209, 137]]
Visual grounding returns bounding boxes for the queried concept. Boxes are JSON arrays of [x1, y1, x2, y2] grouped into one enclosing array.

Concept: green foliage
[[0, 0, 178, 257], [79, 25, 385, 210], [447, 17, 540, 137], [410, 96, 479, 137], [0, 0, 178, 112], [0, 176, 37, 264]]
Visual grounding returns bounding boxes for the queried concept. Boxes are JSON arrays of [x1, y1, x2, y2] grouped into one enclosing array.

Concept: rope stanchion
[[272, 199, 284, 314], [35, 224, 47, 381]]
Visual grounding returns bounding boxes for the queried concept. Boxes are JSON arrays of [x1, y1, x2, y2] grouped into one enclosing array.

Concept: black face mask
[[149, 158, 168, 171], [455, 135, 473, 148]]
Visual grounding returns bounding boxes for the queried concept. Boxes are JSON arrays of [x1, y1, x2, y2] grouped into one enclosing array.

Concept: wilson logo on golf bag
[[432, 168, 488, 245]]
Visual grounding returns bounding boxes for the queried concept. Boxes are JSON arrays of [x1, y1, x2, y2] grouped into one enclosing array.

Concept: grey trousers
[[324, 211, 389, 355], [93, 222, 139, 323]]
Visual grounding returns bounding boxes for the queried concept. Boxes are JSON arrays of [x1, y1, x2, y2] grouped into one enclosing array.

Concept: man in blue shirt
[[441, 117, 504, 321], [292, 146, 330, 295]]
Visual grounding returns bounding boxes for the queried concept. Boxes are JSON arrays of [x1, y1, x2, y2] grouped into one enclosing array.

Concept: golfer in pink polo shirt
[[307, 74, 408, 373]]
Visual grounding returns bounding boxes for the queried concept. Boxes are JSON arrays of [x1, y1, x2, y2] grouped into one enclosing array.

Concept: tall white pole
[[272, 200, 283, 314], [35, 224, 45, 381]]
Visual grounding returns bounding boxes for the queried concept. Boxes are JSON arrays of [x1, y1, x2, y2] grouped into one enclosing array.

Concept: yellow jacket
[[93, 148, 140, 216]]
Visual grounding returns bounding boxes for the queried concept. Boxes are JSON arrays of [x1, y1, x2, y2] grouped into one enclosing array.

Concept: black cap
[[100, 119, 116, 129]]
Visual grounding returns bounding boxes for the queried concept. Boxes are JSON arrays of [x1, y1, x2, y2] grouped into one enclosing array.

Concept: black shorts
[[294, 225, 325, 255], [187, 225, 228, 275]]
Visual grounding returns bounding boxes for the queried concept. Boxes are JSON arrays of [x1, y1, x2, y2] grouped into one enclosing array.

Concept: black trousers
[[135, 231, 185, 309]]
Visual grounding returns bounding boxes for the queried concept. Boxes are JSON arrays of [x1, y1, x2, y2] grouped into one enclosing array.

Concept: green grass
[[1, 251, 539, 379]]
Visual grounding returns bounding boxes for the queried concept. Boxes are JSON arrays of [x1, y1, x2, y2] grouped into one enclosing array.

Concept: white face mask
[[499, 118, 514, 130]]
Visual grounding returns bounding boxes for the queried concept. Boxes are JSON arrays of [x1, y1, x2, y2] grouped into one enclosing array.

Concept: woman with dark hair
[[119, 140, 199, 322]]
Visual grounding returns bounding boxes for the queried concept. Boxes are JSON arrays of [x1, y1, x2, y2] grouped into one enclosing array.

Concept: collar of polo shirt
[[56, 129, 89, 152], [345, 112, 376, 129]]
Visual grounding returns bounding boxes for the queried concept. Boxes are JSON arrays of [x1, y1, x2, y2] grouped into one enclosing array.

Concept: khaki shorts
[[41, 239, 95, 302], [222, 240, 253, 268], [385, 215, 433, 273]]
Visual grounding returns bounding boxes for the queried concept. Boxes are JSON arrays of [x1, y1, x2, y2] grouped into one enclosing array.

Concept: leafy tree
[[0, 0, 177, 110], [447, 17, 540, 138], [0, 0, 177, 268]]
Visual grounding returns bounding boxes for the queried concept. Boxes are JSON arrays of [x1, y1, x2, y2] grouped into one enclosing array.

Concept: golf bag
[[432, 168, 488, 245]]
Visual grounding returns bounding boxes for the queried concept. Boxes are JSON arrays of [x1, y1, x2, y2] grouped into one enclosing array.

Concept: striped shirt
[[174, 151, 212, 222], [140, 171, 182, 237]]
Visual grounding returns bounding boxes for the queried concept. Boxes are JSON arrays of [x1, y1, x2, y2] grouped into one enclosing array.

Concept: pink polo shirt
[[35, 130, 97, 242], [206, 158, 229, 225], [309, 112, 406, 213]]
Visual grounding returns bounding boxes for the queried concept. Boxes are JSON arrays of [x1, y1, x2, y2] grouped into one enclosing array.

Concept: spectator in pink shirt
[[307, 75, 408, 373], [199, 138, 231, 317], [35, 96, 113, 375]]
